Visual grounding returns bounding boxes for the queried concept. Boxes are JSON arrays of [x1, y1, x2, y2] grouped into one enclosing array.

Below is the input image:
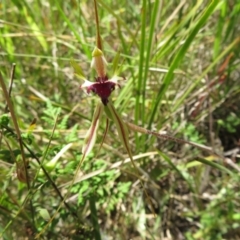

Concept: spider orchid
[[72, 47, 131, 159], [80, 47, 121, 105], [70, 42, 163, 217]]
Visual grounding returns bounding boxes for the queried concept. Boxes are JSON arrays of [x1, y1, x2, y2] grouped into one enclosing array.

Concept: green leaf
[[70, 59, 86, 80], [112, 51, 121, 76], [196, 158, 234, 176], [38, 143, 73, 176], [23, 7, 48, 52], [0, 114, 10, 127], [38, 208, 51, 221], [148, 0, 220, 129]]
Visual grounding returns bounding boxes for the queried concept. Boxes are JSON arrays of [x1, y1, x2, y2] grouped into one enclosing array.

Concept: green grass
[[1, 0, 240, 239]]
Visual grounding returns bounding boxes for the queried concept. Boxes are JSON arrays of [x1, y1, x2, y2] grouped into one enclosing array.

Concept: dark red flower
[[81, 47, 122, 105]]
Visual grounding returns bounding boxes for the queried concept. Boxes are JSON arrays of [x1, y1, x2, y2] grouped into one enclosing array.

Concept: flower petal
[[105, 101, 134, 162], [82, 102, 103, 156], [81, 80, 94, 89], [110, 76, 124, 87], [91, 47, 107, 79]]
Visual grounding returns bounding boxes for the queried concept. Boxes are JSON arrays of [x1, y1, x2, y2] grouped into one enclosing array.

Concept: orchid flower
[[72, 46, 130, 158], [80, 47, 121, 105], [72, 45, 158, 215]]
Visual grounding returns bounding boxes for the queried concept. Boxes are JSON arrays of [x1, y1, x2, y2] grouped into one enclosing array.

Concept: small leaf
[[197, 158, 233, 176], [38, 208, 51, 221], [0, 114, 10, 127], [82, 102, 103, 156], [38, 143, 73, 176], [70, 59, 86, 80], [16, 155, 31, 183], [112, 51, 121, 76], [27, 118, 37, 134], [21, 133, 33, 145]]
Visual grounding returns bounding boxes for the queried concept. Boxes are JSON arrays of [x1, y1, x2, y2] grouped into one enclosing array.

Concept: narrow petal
[[110, 76, 122, 82], [105, 102, 156, 214], [110, 76, 124, 87], [105, 101, 135, 166], [96, 118, 109, 156], [91, 47, 107, 79], [81, 80, 95, 89], [82, 102, 103, 156]]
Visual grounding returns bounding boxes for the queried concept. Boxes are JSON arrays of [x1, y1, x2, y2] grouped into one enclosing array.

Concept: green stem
[[89, 195, 101, 240]]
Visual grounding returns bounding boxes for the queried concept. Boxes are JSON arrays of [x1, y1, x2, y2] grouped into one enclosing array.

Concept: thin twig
[[200, 75, 213, 193], [94, 0, 102, 50], [126, 122, 218, 155], [0, 70, 35, 229], [126, 121, 240, 173], [1, 64, 16, 152], [0, 71, 30, 188], [4, 63, 16, 112]]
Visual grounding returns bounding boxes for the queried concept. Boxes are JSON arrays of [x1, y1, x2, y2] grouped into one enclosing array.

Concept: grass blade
[[148, 0, 220, 129]]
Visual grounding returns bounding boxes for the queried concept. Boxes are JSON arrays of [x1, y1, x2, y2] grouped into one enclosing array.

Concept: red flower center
[[87, 80, 116, 105]]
